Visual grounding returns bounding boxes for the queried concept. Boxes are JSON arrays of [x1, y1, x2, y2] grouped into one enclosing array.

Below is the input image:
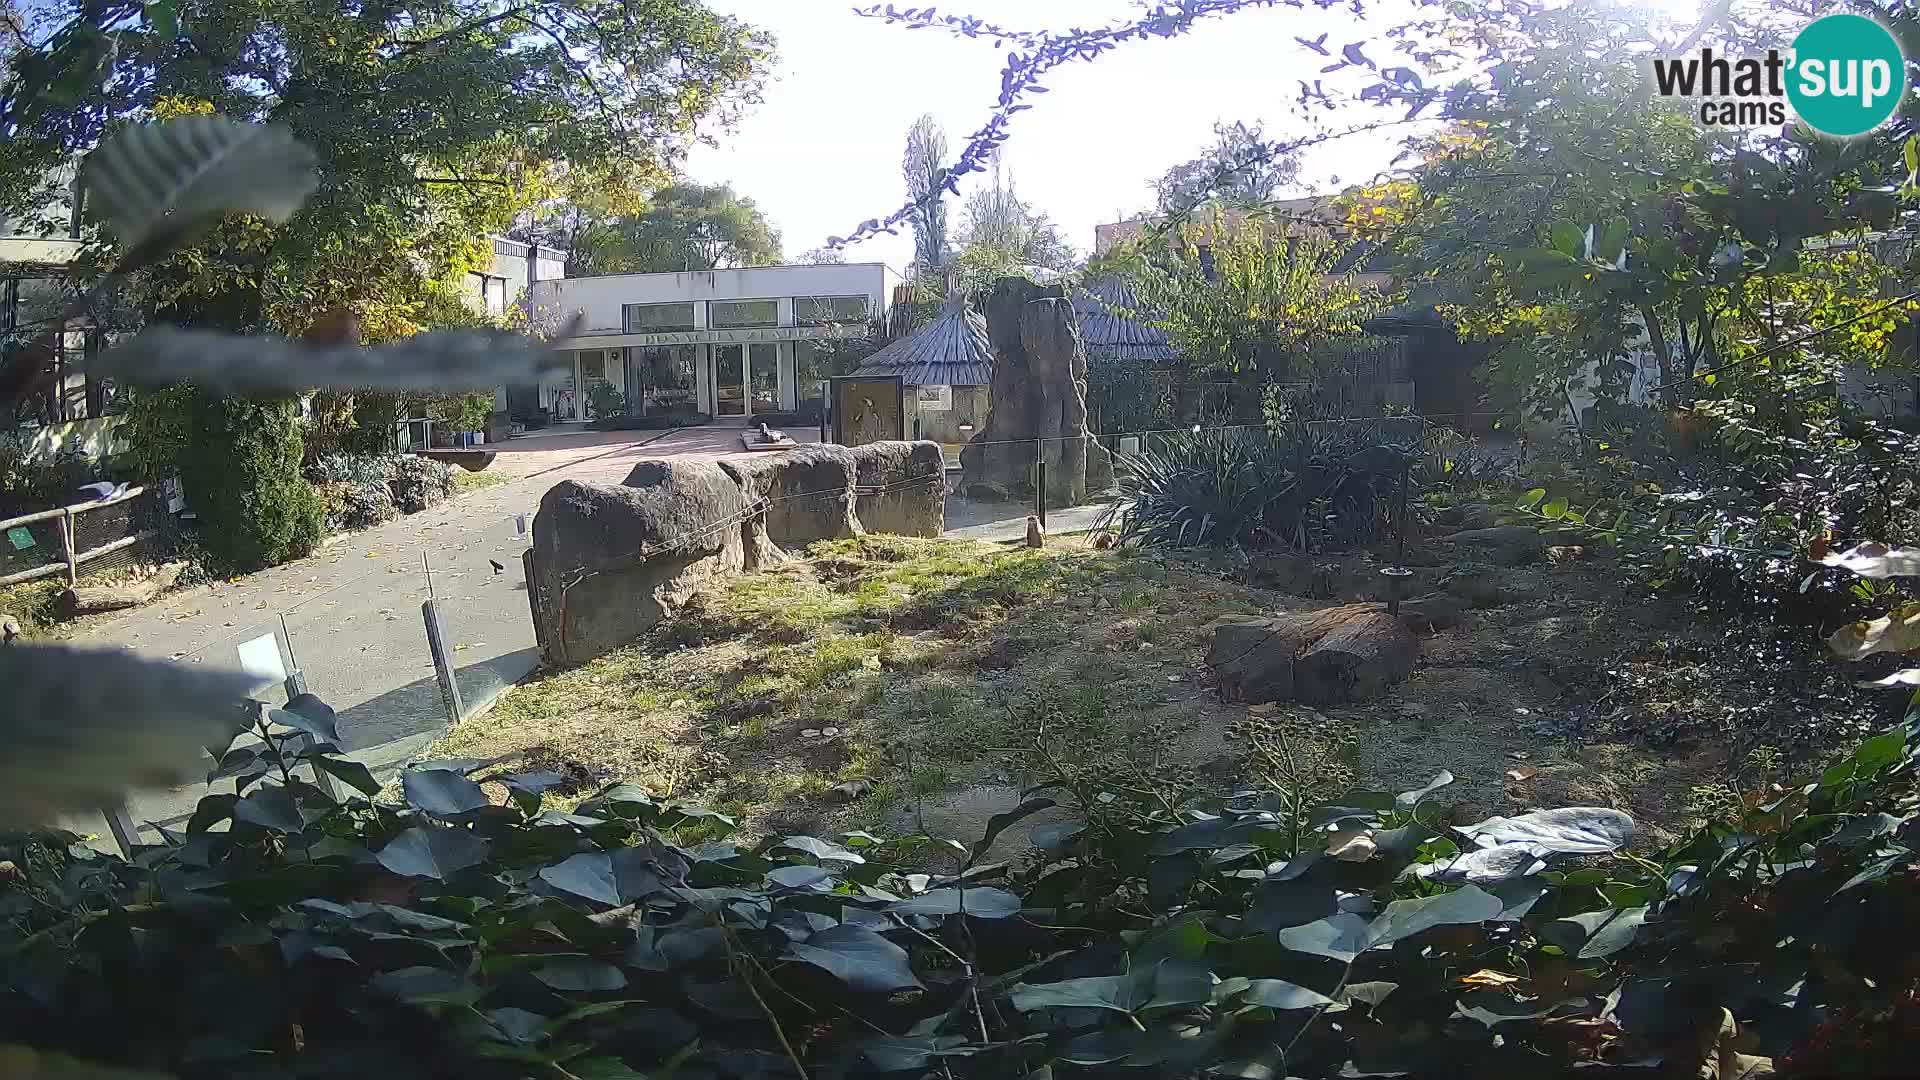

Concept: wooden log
[[1279, 606, 1419, 706], [59, 561, 186, 617]]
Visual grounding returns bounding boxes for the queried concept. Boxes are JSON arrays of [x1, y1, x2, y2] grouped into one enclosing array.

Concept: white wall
[[530, 263, 894, 335]]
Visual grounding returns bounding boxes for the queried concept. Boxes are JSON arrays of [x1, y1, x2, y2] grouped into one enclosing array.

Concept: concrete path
[[68, 423, 815, 843], [942, 500, 1121, 543]]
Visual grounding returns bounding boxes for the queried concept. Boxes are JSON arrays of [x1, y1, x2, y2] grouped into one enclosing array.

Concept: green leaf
[[787, 925, 924, 992], [232, 785, 308, 832], [886, 886, 1021, 919], [568, 1057, 651, 1080], [965, 797, 1056, 868], [1543, 906, 1647, 958], [273, 693, 339, 744], [1904, 134, 1918, 178], [370, 965, 482, 1006], [1540, 499, 1569, 521], [1367, 884, 1504, 948], [1517, 488, 1547, 510], [533, 958, 627, 992], [402, 767, 490, 816], [145, 0, 178, 38], [0, 644, 254, 827], [80, 116, 318, 270], [776, 835, 865, 863], [374, 826, 488, 880], [1852, 730, 1906, 775], [1010, 959, 1209, 1015], [313, 755, 380, 796], [1275, 912, 1373, 962], [1549, 222, 1583, 258], [1239, 979, 1339, 1011]]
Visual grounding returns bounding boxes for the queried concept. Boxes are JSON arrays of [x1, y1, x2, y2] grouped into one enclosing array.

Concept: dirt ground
[[430, 514, 1884, 853]]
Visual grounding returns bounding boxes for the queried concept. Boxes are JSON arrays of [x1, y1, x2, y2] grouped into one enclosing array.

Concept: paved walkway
[[68, 423, 811, 843]]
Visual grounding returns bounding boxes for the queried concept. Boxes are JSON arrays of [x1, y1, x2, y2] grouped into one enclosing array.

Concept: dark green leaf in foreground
[[93, 326, 573, 393], [886, 886, 1021, 919], [786, 924, 923, 992], [374, 826, 488, 880], [273, 693, 339, 744], [0, 644, 254, 825], [79, 115, 318, 269], [402, 767, 490, 816]]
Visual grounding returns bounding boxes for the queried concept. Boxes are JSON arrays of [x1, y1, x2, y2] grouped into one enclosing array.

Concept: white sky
[[680, 0, 1429, 272]]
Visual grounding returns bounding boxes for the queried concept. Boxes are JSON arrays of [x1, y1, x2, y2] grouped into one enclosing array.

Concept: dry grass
[[453, 469, 511, 495], [430, 529, 1773, 849]]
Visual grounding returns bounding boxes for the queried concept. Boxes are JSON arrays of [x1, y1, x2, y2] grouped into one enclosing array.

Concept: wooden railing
[[0, 485, 152, 588]]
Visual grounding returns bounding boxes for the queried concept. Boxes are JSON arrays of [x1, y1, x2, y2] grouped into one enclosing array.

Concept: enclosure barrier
[[0, 485, 151, 588]]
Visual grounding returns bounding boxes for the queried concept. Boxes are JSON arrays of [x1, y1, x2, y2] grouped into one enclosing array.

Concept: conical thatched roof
[[851, 292, 993, 386], [1072, 277, 1179, 365]]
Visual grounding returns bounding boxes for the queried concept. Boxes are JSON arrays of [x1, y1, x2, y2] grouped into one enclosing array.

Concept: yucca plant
[[1101, 427, 1299, 547]]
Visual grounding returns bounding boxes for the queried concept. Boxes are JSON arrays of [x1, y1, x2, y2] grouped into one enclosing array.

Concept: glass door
[[749, 343, 779, 415], [714, 344, 747, 418]]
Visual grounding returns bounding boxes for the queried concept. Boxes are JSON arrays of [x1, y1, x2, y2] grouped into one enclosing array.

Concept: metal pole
[[59, 509, 76, 586], [422, 598, 465, 725], [1035, 449, 1048, 533], [101, 806, 140, 856]]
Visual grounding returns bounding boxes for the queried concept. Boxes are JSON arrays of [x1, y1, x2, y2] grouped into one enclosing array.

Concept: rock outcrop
[[528, 440, 945, 666]]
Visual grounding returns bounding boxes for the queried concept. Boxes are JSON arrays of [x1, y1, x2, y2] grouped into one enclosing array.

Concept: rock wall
[[528, 440, 945, 666], [959, 277, 1113, 503]]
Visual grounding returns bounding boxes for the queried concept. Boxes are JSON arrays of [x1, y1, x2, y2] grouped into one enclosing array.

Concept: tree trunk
[[60, 562, 187, 618], [1207, 604, 1418, 706], [1639, 303, 1679, 407]]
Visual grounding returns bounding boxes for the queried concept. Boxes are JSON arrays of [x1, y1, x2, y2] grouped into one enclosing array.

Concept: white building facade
[[523, 263, 900, 424]]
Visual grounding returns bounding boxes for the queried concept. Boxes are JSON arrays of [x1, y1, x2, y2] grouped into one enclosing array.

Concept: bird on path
[[489, 559, 505, 575]]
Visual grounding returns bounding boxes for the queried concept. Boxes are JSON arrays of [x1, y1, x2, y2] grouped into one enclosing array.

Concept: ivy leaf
[[540, 852, 621, 906], [776, 835, 866, 863], [374, 826, 488, 880], [1275, 912, 1373, 962], [402, 767, 490, 817], [1238, 979, 1339, 1011], [232, 785, 308, 832], [313, 755, 381, 797], [370, 966, 482, 1005], [1542, 906, 1648, 958], [785, 925, 923, 992], [1367, 884, 1503, 948], [767, 865, 836, 890], [80, 116, 317, 271], [0, 644, 254, 826], [886, 887, 1021, 919], [272, 693, 339, 744], [533, 958, 627, 992]]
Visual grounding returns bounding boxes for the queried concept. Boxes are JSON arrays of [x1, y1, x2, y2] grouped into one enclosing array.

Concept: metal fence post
[[422, 598, 465, 725], [1034, 450, 1048, 533], [59, 509, 76, 586]]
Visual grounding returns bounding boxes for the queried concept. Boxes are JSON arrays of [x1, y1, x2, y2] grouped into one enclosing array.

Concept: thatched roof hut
[[1072, 277, 1178, 365], [850, 292, 993, 387]]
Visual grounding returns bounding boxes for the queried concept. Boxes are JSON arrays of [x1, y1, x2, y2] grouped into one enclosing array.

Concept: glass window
[[750, 343, 779, 412], [630, 345, 696, 413], [709, 299, 778, 328], [795, 295, 870, 325], [624, 302, 696, 333]]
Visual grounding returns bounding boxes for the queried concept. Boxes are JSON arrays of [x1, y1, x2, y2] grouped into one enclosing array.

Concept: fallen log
[[1207, 603, 1419, 706], [60, 561, 186, 617]]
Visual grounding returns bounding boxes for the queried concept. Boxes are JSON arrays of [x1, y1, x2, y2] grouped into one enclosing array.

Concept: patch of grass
[[453, 470, 509, 494], [0, 579, 65, 639]]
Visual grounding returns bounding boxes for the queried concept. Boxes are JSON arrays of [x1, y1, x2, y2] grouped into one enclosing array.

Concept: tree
[[904, 113, 950, 274], [1128, 211, 1391, 381], [1154, 119, 1300, 214], [0, 0, 771, 336], [584, 182, 782, 273], [797, 245, 844, 265], [953, 155, 1075, 284]]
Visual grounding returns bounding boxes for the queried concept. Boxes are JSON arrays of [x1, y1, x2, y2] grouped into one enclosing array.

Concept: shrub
[[430, 391, 496, 435], [389, 453, 454, 513], [586, 383, 625, 419], [1104, 423, 1415, 550], [179, 391, 323, 571]]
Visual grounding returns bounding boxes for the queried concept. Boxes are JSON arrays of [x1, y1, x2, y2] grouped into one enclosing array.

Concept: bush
[[1104, 422, 1415, 550], [389, 453, 454, 513], [179, 391, 323, 571], [431, 391, 495, 435], [3, 680, 1915, 1078], [586, 383, 625, 420], [0, 437, 112, 518]]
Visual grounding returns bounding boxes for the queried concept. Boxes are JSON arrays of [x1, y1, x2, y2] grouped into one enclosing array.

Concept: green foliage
[[1085, 359, 1173, 435], [585, 383, 626, 421], [178, 390, 321, 572], [1127, 212, 1393, 379], [1155, 118, 1300, 214], [389, 454, 454, 514], [431, 391, 495, 435], [581, 183, 782, 274], [904, 113, 950, 273], [1103, 422, 1413, 550], [952, 157, 1075, 287]]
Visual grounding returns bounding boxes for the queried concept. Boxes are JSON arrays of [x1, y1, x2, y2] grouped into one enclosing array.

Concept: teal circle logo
[[1787, 13, 1906, 137]]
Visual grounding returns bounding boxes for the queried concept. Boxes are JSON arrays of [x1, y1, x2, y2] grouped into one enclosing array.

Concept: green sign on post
[[5, 526, 35, 551]]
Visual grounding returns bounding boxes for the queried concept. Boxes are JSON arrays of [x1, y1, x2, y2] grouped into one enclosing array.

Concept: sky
[[678, 0, 1436, 273]]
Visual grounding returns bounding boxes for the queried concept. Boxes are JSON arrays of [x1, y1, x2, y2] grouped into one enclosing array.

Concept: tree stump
[[960, 277, 1113, 503], [1206, 604, 1419, 706]]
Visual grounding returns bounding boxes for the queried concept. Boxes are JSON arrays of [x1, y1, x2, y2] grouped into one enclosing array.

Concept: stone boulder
[[528, 440, 947, 666], [721, 444, 861, 550], [851, 440, 945, 538], [532, 460, 758, 666]]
